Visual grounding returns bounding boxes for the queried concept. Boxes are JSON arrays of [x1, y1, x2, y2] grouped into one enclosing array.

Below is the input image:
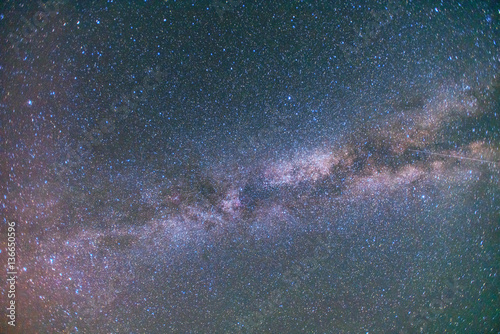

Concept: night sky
[[1, 0, 499, 333]]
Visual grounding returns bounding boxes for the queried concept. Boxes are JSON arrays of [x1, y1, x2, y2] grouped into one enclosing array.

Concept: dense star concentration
[[1, 0, 499, 333]]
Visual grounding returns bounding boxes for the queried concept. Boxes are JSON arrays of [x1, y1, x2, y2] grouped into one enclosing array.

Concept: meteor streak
[[409, 149, 498, 165]]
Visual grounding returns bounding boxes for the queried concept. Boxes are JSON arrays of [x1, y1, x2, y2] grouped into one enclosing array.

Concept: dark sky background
[[1, 0, 499, 333]]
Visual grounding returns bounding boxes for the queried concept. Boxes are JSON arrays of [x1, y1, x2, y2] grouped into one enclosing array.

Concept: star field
[[1, 0, 499, 333]]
